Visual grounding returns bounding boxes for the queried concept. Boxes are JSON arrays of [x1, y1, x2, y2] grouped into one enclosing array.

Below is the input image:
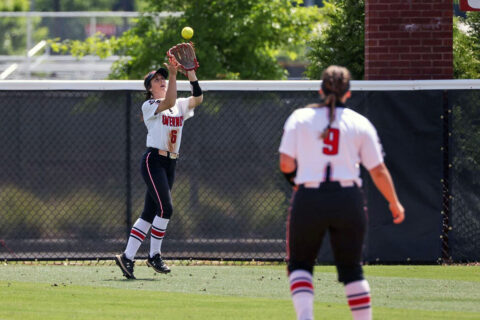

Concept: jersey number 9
[[322, 128, 339, 155]]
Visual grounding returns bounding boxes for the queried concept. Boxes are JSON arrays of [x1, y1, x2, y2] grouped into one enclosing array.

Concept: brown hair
[[144, 72, 154, 100], [144, 90, 152, 100], [320, 65, 351, 139]]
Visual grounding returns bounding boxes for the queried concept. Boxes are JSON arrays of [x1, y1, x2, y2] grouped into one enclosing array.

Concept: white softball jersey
[[142, 97, 194, 154], [279, 106, 384, 187]]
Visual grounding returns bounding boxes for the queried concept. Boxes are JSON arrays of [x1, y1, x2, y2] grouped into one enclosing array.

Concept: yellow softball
[[181, 27, 194, 40]]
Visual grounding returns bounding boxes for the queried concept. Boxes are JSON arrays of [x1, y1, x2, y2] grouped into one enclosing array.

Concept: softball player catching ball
[[115, 61, 203, 279], [279, 65, 404, 320]]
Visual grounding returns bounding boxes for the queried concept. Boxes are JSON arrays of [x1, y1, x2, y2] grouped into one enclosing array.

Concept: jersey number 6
[[170, 130, 178, 144], [322, 128, 339, 155]]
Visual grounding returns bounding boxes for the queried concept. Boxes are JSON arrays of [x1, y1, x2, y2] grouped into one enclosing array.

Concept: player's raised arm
[[167, 42, 202, 110], [154, 62, 180, 114], [186, 70, 203, 109]]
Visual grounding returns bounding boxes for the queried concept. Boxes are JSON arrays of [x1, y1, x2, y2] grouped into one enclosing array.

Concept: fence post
[[441, 90, 452, 263]]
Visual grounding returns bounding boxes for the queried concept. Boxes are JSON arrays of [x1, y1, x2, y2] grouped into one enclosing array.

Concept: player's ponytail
[[320, 93, 337, 139], [320, 65, 351, 139]]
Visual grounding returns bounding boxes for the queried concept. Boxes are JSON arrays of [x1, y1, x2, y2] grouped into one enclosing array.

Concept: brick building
[[365, 0, 453, 80]]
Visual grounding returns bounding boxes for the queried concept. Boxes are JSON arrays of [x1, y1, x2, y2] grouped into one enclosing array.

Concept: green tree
[[305, 0, 364, 80], [51, 0, 320, 80], [453, 15, 480, 79]]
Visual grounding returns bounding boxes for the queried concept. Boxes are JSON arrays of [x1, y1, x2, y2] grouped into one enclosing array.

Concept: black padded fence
[[0, 81, 479, 263]]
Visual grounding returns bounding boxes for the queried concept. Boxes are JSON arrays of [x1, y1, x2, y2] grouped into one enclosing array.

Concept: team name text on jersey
[[162, 115, 184, 127]]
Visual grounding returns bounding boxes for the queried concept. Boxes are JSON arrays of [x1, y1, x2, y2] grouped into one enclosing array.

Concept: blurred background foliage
[[2, 0, 480, 79], [0, 0, 48, 55], [454, 12, 480, 79], [305, 0, 364, 80], [50, 0, 322, 80]]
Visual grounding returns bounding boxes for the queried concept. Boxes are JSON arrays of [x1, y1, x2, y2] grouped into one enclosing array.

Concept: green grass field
[[0, 263, 479, 319]]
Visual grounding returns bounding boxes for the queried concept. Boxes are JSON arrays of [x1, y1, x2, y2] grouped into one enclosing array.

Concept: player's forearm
[[164, 73, 178, 106], [368, 163, 400, 205], [279, 153, 297, 186], [156, 74, 177, 113], [188, 76, 203, 109], [187, 70, 198, 82]]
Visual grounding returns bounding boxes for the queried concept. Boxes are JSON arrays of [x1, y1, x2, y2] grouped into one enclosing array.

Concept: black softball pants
[[287, 182, 367, 284], [139, 148, 177, 223]]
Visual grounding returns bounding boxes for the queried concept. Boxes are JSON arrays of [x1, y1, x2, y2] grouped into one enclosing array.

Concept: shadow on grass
[[102, 277, 161, 282]]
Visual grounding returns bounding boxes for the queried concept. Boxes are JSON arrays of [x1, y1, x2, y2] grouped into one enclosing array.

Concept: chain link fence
[[449, 90, 480, 263], [0, 81, 479, 263]]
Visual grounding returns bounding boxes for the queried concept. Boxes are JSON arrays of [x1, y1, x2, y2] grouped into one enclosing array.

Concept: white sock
[[149, 216, 169, 257], [124, 218, 151, 261], [289, 270, 314, 320], [345, 280, 372, 320]]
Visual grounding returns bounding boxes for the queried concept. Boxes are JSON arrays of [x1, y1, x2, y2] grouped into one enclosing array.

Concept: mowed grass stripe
[[1, 281, 479, 320], [363, 265, 480, 282], [0, 281, 297, 320], [0, 264, 479, 318]]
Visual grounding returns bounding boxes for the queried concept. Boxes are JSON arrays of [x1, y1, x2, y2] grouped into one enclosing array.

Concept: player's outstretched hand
[[389, 201, 405, 224], [163, 61, 180, 77]]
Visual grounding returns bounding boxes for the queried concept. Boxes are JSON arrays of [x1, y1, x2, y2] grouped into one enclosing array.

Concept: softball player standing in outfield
[[115, 62, 203, 279], [279, 65, 404, 320]]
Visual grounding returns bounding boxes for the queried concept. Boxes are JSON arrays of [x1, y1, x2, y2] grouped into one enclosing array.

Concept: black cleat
[[146, 253, 171, 274], [115, 253, 136, 279]]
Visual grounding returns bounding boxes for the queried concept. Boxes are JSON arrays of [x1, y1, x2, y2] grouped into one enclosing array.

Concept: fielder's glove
[[167, 42, 199, 72]]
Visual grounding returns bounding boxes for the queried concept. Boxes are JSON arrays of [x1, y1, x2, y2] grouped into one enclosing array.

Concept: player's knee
[[162, 203, 173, 219], [336, 264, 364, 284], [288, 261, 314, 274], [140, 211, 155, 224]]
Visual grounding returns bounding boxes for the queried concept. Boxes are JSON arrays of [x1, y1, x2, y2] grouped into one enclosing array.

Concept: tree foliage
[[305, 0, 364, 80], [454, 13, 480, 79], [51, 0, 320, 80]]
